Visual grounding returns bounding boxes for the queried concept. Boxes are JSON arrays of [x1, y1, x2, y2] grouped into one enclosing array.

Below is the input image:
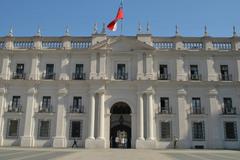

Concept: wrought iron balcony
[[190, 107, 205, 114], [7, 104, 22, 113], [38, 105, 53, 113], [158, 106, 172, 114], [69, 105, 84, 113], [12, 72, 26, 80], [157, 73, 171, 80], [219, 74, 232, 81], [42, 73, 56, 80], [222, 107, 237, 115], [72, 73, 86, 80], [189, 74, 202, 81], [114, 72, 128, 80]]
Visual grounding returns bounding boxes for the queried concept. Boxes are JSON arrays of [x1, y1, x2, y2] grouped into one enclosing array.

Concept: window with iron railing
[[224, 121, 238, 141], [8, 96, 22, 112], [42, 64, 55, 80], [70, 97, 84, 113], [39, 96, 53, 113], [115, 64, 128, 80], [70, 120, 83, 140], [190, 65, 201, 80], [12, 64, 26, 80], [7, 119, 19, 138], [220, 65, 232, 81], [158, 97, 172, 114], [38, 120, 50, 139], [158, 65, 170, 80], [222, 98, 236, 115], [160, 121, 171, 140], [72, 64, 86, 80], [191, 97, 204, 114]]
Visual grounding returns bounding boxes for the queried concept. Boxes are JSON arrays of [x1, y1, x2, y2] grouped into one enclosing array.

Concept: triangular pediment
[[91, 36, 154, 52]]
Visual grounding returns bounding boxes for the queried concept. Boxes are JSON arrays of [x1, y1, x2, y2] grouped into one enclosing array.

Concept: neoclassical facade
[[0, 27, 240, 149]]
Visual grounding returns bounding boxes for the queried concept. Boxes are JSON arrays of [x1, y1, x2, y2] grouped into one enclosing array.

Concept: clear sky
[[0, 0, 239, 37]]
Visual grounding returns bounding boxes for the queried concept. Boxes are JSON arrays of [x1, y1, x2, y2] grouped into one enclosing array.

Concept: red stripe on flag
[[107, 19, 118, 31]]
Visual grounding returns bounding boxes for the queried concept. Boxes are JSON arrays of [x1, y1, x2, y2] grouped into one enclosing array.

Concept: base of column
[[53, 136, 66, 148], [20, 136, 34, 147], [85, 138, 106, 149], [0, 135, 3, 146], [136, 139, 156, 149], [95, 137, 106, 148]]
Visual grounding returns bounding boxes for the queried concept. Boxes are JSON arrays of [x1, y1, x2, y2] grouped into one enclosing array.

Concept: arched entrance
[[110, 102, 131, 148]]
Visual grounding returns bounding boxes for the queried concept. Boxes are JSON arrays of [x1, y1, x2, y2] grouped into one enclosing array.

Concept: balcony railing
[[7, 104, 22, 113], [222, 107, 237, 115], [0, 41, 5, 48], [14, 41, 34, 49], [157, 73, 171, 80], [183, 42, 203, 49], [219, 74, 232, 81], [189, 74, 202, 81], [72, 73, 86, 80], [12, 72, 26, 80], [114, 72, 128, 80], [42, 73, 56, 80], [39, 105, 53, 113], [190, 107, 205, 114], [158, 106, 172, 114], [69, 105, 84, 113]]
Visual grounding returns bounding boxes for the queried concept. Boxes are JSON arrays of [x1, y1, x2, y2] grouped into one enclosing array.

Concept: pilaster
[[0, 88, 7, 146], [137, 53, 144, 80], [99, 52, 106, 79], [20, 87, 37, 147], [207, 55, 217, 81], [89, 53, 97, 79], [176, 55, 186, 81], [145, 53, 153, 79], [29, 53, 40, 80], [52, 88, 67, 148]]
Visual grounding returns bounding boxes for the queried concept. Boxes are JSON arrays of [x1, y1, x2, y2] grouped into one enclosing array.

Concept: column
[[137, 93, 144, 140], [29, 54, 40, 80], [20, 87, 37, 147], [176, 55, 186, 81], [207, 55, 217, 81], [208, 88, 222, 148], [88, 93, 95, 139], [89, 53, 97, 79], [146, 53, 153, 79], [137, 53, 144, 79], [0, 88, 6, 146], [1, 54, 11, 80], [53, 88, 67, 148], [99, 53, 106, 79], [176, 88, 189, 148], [97, 91, 105, 139], [236, 56, 240, 81], [59, 54, 70, 80], [146, 92, 154, 140]]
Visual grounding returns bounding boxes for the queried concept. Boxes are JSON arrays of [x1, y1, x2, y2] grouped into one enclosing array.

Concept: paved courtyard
[[0, 147, 239, 160]]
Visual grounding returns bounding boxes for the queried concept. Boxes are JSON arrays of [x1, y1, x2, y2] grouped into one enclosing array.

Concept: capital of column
[[58, 88, 68, 97], [144, 90, 154, 96], [26, 87, 38, 96], [177, 88, 187, 97], [96, 89, 105, 95], [208, 87, 218, 97]]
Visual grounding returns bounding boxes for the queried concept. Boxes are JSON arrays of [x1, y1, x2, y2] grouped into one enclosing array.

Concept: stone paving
[[0, 147, 239, 160]]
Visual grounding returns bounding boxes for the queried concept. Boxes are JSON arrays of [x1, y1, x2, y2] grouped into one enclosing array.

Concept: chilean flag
[[107, 1, 124, 31]]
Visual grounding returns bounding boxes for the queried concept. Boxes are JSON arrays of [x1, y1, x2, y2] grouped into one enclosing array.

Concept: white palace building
[[0, 25, 240, 149]]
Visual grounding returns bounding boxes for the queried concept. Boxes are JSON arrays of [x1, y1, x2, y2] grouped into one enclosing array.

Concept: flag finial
[[65, 26, 70, 36], [138, 22, 142, 33], [175, 24, 180, 36], [233, 26, 237, 37], [147, 22, 150, 33], [204, 25, 208, 37], [101, 22, 106, 34], [36, 26, 41, 36], [8, 26, 14, 37], [93, 22, 98, 34]]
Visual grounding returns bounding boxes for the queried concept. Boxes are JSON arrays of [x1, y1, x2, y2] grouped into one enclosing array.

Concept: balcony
[[72, 73, 86, 80], [219, 74, 232, 81], [189, 74, 202, 81], [222, 107, 237, 115], [114, 72, 128, 80], [38, 105, 53, 113], [42, 73, 56, 80], [157, 73, 171, 80], [158, 106, 172, 114], [7, 104, 22, 113], [190, 107, 205, 114], [69, 105, 84, 113], [12, 72, 26, 80]]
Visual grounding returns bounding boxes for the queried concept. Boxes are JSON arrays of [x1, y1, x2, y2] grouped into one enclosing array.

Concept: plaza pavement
[[0, 147, 239, 160]]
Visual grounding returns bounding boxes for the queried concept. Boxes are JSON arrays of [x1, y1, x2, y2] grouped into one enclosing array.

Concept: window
[[192, 121, 205, 141], [115, 64, 127, 80], [192, 97, 202, 114], [9, 96, 21, 112], [224, 122, 238, 140], [74, 64, 85, 80], [40, 96, 52, 112], [38, 120, 50, 138], [70, 121, 83, 139], [160, 97, 170, 113], [71, 97, 84, 113], [45, 64, 55, 79], [160, 121, 171, 140], [16, 64, 24, 74], [220, 65, 231, 80], [190, 65, 200, 80], [7, 119, 19, 138], [159, 65, 168, 80], [223, 98, 235, 114]]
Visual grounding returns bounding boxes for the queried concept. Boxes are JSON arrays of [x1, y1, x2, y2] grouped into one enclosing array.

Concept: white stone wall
[[0, 35, 239, 149]]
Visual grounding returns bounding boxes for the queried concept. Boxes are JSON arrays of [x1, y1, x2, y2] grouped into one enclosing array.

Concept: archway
[[110, 102, 131, 148]]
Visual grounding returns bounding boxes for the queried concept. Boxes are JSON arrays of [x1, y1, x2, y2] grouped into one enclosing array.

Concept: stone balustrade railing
[[0, 36, 239, 51]]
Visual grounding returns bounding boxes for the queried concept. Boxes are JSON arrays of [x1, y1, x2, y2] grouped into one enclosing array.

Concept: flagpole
[[120, 0, 123, 35]]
